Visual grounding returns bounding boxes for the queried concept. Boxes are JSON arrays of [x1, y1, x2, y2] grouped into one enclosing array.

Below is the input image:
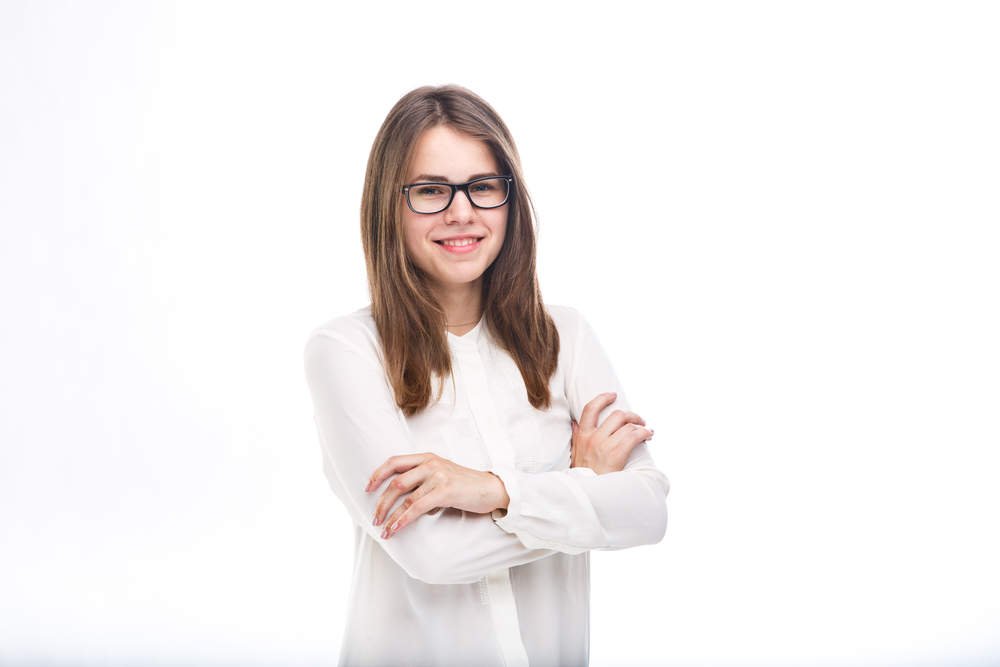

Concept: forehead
[[408, 125, 499, 180]]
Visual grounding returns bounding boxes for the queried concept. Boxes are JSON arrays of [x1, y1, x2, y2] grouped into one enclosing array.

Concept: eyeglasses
[[401, 176, 513, 215]]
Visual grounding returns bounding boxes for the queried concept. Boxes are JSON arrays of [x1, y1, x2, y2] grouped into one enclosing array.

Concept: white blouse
[[304, 305, 669, 667]]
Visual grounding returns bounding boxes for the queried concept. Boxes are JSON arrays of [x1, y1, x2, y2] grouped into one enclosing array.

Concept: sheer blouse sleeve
[[489, 306, 670, 553], [304, 308, 668, 583], [304, 315, 557, 585]]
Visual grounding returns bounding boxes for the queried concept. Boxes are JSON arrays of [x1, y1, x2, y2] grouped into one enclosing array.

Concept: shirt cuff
[[487, 468, 596, 554], [489, 467, 521, 530]]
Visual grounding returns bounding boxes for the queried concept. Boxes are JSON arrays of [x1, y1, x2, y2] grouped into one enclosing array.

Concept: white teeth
[[440, 238, 478, 247]]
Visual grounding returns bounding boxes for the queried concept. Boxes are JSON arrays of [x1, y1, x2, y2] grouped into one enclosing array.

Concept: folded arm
[[488, 307, 670, 553], [304, 320, 556, 585], [304, 309, 668, 580]]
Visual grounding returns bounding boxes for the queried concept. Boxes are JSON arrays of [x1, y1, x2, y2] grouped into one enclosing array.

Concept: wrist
[[488, 472, 510, 511]]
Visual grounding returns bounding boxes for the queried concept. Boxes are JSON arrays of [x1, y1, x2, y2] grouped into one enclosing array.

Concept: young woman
[[304, 85, 669, 666]]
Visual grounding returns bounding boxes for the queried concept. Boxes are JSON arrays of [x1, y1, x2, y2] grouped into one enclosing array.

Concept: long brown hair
[[361, 85, 559, 416]]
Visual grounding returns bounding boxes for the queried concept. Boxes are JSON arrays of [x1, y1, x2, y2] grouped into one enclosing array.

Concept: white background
[[1, 2, 998, 666]]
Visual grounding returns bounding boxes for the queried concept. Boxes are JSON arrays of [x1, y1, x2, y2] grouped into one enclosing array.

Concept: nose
[[444, 188, 475, 223]]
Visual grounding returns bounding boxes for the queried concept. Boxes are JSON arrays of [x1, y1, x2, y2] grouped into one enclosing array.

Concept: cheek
[[492, 212, 509, 255], [402, 216, 427, 260]]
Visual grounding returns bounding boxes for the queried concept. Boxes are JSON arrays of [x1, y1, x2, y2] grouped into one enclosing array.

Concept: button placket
[[451, 338, 528, 667]]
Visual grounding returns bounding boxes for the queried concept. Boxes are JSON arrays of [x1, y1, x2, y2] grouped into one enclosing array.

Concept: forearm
[[307, 328, 556, 585], [492, 443, 669, 553], [319, 438, 554, 584], [492, 307, 670, 554]]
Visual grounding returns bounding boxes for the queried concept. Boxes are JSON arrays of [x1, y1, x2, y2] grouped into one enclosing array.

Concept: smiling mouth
[[436, 238, 482, 247]]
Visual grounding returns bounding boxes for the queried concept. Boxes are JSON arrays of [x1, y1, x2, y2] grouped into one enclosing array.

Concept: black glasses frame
[[401, 175, 514, 215]]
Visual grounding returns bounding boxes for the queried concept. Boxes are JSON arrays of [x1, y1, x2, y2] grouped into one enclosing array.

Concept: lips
[[438, 238, 480, 247], [435, 236, 484, 253]]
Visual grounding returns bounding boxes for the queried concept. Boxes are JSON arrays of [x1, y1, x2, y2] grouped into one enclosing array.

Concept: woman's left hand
[[571, 392, 653, 475], [366, 453, 510, 540]]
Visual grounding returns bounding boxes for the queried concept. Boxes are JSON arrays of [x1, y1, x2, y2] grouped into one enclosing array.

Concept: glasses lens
[[408, 183, 453, 214], [468, 178, 509, 209]]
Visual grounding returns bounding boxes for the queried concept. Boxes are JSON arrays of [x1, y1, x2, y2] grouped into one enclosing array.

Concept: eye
[[469, 182, 495, 193], [414, 185, 448, 197]]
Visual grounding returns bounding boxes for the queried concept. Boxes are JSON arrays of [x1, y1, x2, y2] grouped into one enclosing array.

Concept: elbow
[[400, 556, 481, 586], [629, 479, 669, 547], [406, 566, 470, 586], [398, 553, 455, 585], [649, 500, 668, 545], [642, 471, 669, 545], [389, 532, 484, 586], [598, 493, 667, 551], [643, 476, 668, 545], [624, 498, 667, 549]]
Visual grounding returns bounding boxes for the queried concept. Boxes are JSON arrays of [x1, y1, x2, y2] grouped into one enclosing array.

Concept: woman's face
[[402, 125, 508, 296]]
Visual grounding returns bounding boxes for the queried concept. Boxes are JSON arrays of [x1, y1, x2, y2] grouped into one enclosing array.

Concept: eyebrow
[[412, 171, 501, 183]]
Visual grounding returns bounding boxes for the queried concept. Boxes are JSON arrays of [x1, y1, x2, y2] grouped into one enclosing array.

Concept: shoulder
[[545, 304, 609, 371], [545, 304, 589, 341], [307, 306, 376, 340], [545, 305, 598, 371], [304, 306, 382, 369]]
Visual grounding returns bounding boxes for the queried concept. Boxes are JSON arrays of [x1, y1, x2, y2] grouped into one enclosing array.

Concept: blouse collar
[[446, 318, 483, 350]]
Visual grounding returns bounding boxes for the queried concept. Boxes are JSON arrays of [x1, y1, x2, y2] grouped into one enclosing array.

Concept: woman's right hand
[[366, 453, 510, 540], [571, 392, 653, 475]]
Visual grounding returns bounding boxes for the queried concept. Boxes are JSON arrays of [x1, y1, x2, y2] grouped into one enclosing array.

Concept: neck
[[432, 278, 483, 337]]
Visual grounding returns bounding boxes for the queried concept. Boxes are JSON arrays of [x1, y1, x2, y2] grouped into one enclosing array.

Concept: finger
[[382, 484, 440, 539], [380, 485, 426, 539], [366, 453, 432, 493], [384, 487, 447, 540], [609, 424, 655, 463], [372, 464, 435, 527], [596, 409, 646, 440], [570, 420, 581, 467], [579, 392, 617, 430]]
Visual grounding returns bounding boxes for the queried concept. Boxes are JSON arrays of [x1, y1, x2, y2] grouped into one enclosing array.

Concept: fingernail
[[649, 429, 655, 437], [641, 419, 647, 426], [380, 528, 389, 540], [364, 481, 371, 493], [372, 515, 380, 527], [390, 521, 400, 533]]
